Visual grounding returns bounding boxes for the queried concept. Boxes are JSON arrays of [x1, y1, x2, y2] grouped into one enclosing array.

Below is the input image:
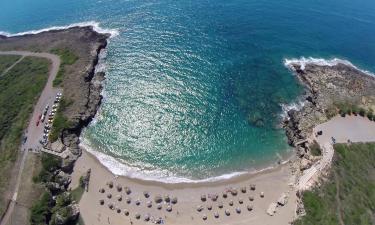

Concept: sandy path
[[0, 51, 61, 225]]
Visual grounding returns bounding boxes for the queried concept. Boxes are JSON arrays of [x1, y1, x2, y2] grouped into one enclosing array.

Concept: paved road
[[0, 51, 61, 225]]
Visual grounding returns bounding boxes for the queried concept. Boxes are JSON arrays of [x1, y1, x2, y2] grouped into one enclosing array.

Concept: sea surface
[[1, 0, 375, 182]]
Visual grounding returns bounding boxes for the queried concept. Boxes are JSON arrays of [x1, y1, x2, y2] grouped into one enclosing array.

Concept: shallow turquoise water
[[1, 0, 375, 180]]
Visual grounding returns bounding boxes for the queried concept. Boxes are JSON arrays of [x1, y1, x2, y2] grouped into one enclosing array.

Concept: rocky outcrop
[[283, 62, 375, 148]]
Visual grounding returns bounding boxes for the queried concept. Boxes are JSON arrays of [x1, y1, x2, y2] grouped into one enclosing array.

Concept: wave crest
[[0, 21, 119, 38], [284, 57, 374, 77]]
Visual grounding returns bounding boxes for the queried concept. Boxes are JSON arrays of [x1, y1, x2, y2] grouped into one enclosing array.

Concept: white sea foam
[[79, 138, 291, 184], [0, 21, 119, 38], [284, 57, 375, 77], [280, 99, 306, 119]]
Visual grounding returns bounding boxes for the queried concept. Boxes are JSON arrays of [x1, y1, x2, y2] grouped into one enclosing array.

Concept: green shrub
[[359, 108, 366, 117], [30, 191, 53, 225], [50, 48, 78, 87], [33, 154, 61, 183], [309, 141, 322, 156], [49, 98, 74, 142]]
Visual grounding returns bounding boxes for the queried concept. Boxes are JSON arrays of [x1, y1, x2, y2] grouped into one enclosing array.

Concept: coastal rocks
[[49, 203, 80, 225], [300, 158, 312, 171], [277, 193, 288, 206], [266, 203, 277, 216], [56, 171, 72, 187]]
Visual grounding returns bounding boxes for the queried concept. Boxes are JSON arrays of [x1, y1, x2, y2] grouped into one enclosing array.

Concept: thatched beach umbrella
[[202, 214, 207, 220], [99, 199, 104, 205], [214, 212, 219, 218], [116, 184, 122, 192], [164, 194, 170, 203], [260, 192, 265, 198], [116, 207, 121, 213], [117, 195, 122, 201], [144, 214, 150, 221], [247, 205, 253, 211], [99, 188, 105, 193], [108, 203, 114, 210], [107, 181, 113, 188], [135, 213, 141, 219], [146, 201, 152, 208], [222, 192, 227, 198], [250, 184, 256, 191], [135, 199, 141, 206], [124, 186, 131, 195], [201, 194, 207, 202], [241, 186, 246, 193], [228, 200, 233, 206], [154, 195, 163, 203], [166, 205, 172, 212], [157, 203, 162, 210], [207, 205, 212, 210], [171, 196, 178, 204], [197, 205, 203, 212], [123, 209, 129, 216], [238, 199, 243, 204], [235, 207, 241, 214], [225, 209, 230, 216], [107, 193, 112, 199], [155, 217, 162, 224], [231, 189, 238, 196], [249, 196, 254, 201], [125, 197, 131, 204], [218, 202, 223, 209], [143, 191, 150, 198], [211, 194, 218, 202]]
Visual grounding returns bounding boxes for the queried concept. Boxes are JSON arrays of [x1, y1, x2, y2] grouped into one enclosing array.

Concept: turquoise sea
[[1, 0, 375, 181]]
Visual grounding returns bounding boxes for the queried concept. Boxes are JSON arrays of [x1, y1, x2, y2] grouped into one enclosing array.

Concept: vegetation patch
[[0, 55, 21, 74], [50, 48, 78, 87], [0, 56, 49, 215], [33, 153, 62, 183], [294, 143, 375, 225], [49, 97, 74, 142], [309, 140, 322, 156]]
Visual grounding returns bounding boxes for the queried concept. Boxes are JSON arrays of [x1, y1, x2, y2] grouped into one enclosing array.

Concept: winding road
[[0, 51, 61, 225]]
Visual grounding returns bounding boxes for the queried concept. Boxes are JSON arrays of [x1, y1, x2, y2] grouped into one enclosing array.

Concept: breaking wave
[[284, 57, 375, 77], [0, 21, 119, 38], [79, 139, 250, 183]]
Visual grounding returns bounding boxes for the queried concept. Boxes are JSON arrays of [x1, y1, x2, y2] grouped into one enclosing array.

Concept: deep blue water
[[1, 0, 375, 181]]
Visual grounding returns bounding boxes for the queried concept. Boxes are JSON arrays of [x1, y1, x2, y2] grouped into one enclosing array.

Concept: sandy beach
[[71, 150, 298, 225], [69, 114, 375, 225]]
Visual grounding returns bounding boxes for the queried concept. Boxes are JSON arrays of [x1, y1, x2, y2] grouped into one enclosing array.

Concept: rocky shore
[[0, 26, 110, 224], [283, 59, 375, 165]]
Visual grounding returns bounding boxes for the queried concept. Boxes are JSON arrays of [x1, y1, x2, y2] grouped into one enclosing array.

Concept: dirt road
[[0, 51, 61, 225]]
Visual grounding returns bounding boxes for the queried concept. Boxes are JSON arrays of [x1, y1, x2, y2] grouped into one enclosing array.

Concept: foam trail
[[284, 57, 375, 77], [0, 21, 119, 38], [280, 99, 306, 119]]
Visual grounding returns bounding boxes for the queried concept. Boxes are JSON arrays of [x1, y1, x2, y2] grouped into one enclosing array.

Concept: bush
[[49, 98, 73, 142], [30, 191, 53, 225], [359, 108, 366, 117], [33, 154, 61, 183], [50, 48, 78, 87], [309, 141, 322, 156]]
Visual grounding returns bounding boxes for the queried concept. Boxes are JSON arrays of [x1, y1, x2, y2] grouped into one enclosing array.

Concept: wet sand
[[71, 150, 298, 225]]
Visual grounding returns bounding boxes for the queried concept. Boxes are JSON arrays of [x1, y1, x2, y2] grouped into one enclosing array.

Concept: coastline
[[79, 140, 297, 185]]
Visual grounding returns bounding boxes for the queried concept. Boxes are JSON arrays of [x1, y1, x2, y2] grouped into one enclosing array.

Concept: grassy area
[[33, 153, 62, 183], [309, 140, 322, 156], [0, 55, 21, 74], [294, 143, 375, 225], [30, 191, 53, 225], [0, 56, 50, 215], [49, 97, 73, 142], [50, 48, 78, 87]]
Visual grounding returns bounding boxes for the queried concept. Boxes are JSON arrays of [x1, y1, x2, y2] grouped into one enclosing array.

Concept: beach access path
[[0, 51, 61, 225], [297, 115, 375, 190]]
